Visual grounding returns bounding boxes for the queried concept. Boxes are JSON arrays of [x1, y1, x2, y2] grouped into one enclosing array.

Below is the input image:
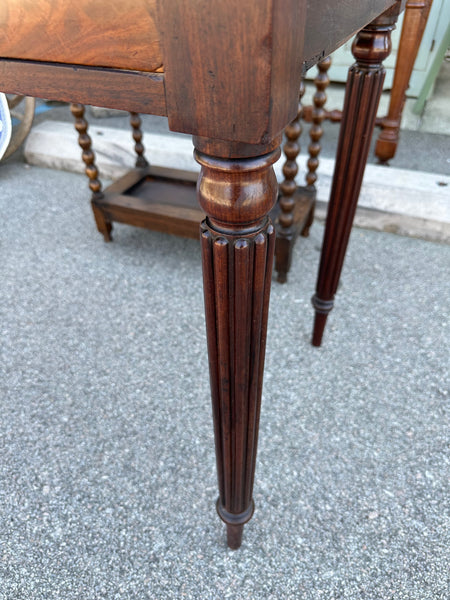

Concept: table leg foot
[[91, 202, 113, 242], [226, 524, 244, 550], [217, 499, 254, 549], [311, 295, 334, 347], [301, 202, 315, 238]]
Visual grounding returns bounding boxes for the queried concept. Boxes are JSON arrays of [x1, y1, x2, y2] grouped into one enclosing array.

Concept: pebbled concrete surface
[[0, 160, 449, 599]]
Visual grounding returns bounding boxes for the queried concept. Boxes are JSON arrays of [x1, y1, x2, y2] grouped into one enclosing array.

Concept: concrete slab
[[24, 121, 450, 243], [0, 160, 449, 599]]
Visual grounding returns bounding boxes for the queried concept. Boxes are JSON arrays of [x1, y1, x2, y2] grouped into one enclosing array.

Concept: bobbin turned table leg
[[129, 112, 149, 168], [70, 103, 112, 242], [275, 82, 305, 283], [311, 7, 400, 347], [195, 139, 280, 549]]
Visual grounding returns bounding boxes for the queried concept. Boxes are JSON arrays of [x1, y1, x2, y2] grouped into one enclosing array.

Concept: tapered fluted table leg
[[311, 7, 400, 346], [195, 140, 279, 548]]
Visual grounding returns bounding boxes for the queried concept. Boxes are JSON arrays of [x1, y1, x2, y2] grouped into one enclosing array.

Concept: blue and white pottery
[[0, 92, 12, 160]]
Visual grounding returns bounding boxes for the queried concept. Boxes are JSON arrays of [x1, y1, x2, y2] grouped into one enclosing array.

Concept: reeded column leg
[[375, 0, 433, 164], [70, 103, 112, 242], [312, 7, 400, 346], [195, 140, 280, 548]]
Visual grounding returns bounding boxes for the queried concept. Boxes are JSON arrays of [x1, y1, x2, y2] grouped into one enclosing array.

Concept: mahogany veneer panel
[[0, 0, 162, 73]]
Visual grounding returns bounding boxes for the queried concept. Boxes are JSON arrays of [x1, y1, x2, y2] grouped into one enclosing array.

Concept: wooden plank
[[105, 168, 152, 195], [0, 0, 162, 73], [0, 60, 167, 116]]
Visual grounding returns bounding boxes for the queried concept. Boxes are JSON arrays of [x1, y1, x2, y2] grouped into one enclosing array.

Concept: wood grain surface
[[0, 60, 166, 115], [303, 0, 399, 70], [0, 0, 162, 72], [160, 0, 307, 147]]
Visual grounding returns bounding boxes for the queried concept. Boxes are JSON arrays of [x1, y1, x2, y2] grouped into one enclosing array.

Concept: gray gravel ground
[[0, 159, 449, 599]]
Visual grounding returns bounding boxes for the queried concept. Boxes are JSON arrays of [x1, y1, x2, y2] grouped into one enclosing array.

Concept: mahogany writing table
[[0, 0, 404, 548]]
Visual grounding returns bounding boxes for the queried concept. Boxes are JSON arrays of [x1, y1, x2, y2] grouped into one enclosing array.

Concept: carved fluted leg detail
[[275, 81, 305, 283], [312, 8, 399, 346], [195, 144, 279, 548], [375, 0, 432, 164], [70, 103, 112, 242], [129, 112, 149, 168], [201, 223, 275, 547]]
